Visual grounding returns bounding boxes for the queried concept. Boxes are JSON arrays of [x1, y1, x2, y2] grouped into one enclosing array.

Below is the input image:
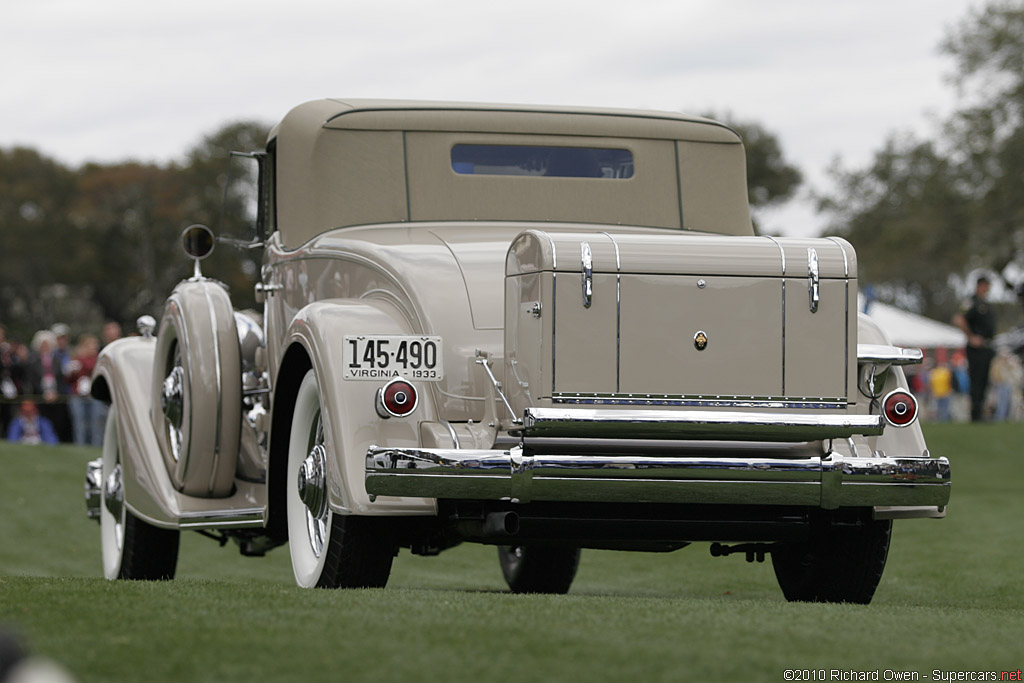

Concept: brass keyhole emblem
[[694, 331, 708, 351]]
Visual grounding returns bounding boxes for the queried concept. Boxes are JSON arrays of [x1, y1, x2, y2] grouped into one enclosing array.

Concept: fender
[[853, 313, 941, 519], [852, 313, 928, 457], [92, 337, 183, 526], [279, 298, 437, 516], [93, 337, 267, 530]]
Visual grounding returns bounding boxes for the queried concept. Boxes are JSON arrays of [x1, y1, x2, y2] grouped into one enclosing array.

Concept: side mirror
[[182, 224, 215, 279]]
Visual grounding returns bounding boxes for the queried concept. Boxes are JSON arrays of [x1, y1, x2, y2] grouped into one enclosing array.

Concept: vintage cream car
[[84, 99, 950, 602]]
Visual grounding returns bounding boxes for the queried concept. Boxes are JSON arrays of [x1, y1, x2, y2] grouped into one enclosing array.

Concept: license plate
[[343, 335, 444, 381]]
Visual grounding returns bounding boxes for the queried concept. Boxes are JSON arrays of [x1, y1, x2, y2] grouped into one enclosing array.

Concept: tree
[[943, 1, 1024, 280], [818, 0, 1024, 320], [0, 148, 80, 339], [0, 120, 271, 341], [817, 135, 972, 319], [70, 161, 191, 324]]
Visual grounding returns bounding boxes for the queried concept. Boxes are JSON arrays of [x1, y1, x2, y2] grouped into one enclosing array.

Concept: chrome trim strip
[[857, 344, 924, 366], [552, 394, 846, 409], [763, 235, 786, 275], [545, 231, 558, 271], [845, 277, 850, 399], [551, 272, 557, 396], [616, 271, 621, 393], [366, 447, 951, 509], [442, 420, 461, 450], [523, 406, 883, 441], [177, 507, 266, 529], [827, 238, 851, 402], [826, 237, 850, 277], [545, 227, 558, 397]]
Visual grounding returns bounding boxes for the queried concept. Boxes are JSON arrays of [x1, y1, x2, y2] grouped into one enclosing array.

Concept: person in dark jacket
[[953, 276, 997, 422]]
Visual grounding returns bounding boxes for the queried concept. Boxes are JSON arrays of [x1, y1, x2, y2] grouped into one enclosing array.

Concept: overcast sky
[[3, 0, 982, 237]]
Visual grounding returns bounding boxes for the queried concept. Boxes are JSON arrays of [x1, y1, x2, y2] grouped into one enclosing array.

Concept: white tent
[[862, 299, 966, 349]]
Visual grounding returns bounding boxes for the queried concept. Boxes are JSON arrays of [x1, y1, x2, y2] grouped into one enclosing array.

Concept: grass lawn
[[1, 423, 1021, 682]]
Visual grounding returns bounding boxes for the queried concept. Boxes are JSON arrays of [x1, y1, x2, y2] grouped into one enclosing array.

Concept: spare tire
[[151, 279, 241, 497]]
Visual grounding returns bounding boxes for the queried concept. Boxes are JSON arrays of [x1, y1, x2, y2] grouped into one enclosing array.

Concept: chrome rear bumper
[[365, 446, 950, 510], [521, 407, 884, 441]]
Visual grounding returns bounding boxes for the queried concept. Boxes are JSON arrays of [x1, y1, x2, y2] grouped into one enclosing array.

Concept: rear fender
[[851, 313, 928, 458], [848, 314, 944, 519], [280, 299, 437, 516]]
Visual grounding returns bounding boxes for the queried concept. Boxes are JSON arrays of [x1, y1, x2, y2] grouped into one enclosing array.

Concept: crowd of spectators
[[908, 345, 1024, 423], [1, 321, 122, 446]]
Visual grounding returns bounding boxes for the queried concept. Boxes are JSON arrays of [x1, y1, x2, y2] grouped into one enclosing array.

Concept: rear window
[[451, 144, 634, 179]]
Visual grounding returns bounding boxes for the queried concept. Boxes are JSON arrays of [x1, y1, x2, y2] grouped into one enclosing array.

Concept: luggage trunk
[[504, 229, 857, 417]]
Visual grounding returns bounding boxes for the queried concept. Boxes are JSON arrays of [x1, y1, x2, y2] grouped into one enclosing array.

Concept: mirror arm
[[216, 236, 265, 250]]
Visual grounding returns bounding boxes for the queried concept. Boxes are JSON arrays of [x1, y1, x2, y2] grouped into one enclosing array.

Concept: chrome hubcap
[[297, 444, 328, 520], [161, 351, 185, 462], [85, 459, 103, 520], [104, 463, 125, 550], [300, 414, 328, 558]]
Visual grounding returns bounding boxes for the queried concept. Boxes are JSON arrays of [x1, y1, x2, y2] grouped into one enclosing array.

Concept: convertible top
[[268, 98, 741, 144], [271, 98, 753, 248]]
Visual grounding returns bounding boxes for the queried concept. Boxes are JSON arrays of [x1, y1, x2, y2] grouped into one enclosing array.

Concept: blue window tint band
[[451, 144, 634, 178]]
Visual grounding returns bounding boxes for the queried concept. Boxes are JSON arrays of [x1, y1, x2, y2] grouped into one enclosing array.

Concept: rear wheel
[[100, 405, 179, 580], [286, 370, 395, 588], [498, 545, 581, 594], [771, 513, 892, 604]]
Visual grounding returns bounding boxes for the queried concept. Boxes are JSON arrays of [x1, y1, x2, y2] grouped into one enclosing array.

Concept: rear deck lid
[[505, 230, 857, 411]]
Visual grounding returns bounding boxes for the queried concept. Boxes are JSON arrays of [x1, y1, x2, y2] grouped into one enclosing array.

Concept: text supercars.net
[[783, 670, 1022, 681]]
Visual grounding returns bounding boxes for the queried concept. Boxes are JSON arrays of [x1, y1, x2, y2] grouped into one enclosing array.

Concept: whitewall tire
[[100, 405, 179, 580], [286, 369, 395, 589]]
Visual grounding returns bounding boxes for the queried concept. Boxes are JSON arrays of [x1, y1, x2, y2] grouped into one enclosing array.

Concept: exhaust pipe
[[482, 511, 520, 537]]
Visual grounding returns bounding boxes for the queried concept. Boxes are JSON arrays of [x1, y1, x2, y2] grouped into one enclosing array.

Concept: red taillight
[[882, 389, 918, 427], [376, 379, 418, 418]]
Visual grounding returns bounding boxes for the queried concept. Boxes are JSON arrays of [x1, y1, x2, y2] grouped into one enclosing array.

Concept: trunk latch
[[807, 247, 820, 313], [581, 241, 593, 308]]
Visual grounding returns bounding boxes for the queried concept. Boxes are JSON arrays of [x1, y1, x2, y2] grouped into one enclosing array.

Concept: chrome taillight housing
[[375, 379, 418, 418], [881, 389, 918, 427]]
